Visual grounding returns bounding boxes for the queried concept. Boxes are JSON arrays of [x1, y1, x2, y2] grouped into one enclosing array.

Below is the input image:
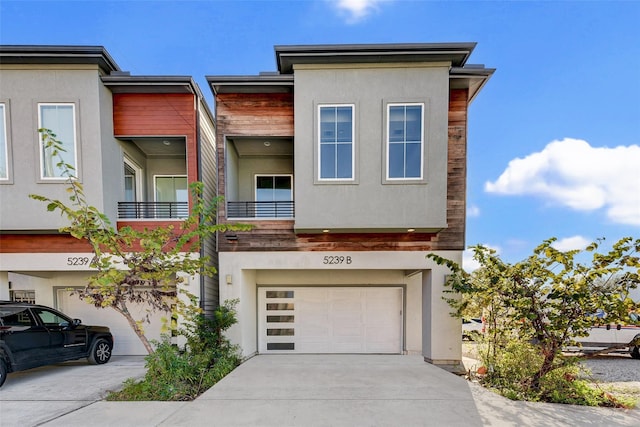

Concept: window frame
[[384, 102, 425, 182], [123, 156, 143, 202], [37, 102, 79, 181], [153, 174, 188, 203], [254, 174, 294, 202], [0, 101, 12, 183], [317, 104, 356, 182]]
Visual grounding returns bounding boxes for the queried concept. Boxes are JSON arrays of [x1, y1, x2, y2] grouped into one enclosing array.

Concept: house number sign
[[322, 256, 352, 265]]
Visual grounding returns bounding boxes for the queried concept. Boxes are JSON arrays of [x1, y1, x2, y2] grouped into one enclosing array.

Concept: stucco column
[[422, 266, 464, 373], [0, 271, 9, 300]]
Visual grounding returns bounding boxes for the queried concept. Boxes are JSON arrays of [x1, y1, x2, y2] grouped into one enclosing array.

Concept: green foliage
[[107, 300, 242, 401], [30, 129, 250, 353], [429, 236, 640, 407]]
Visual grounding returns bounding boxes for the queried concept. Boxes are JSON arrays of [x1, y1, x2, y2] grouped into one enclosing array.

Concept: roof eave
[[206, 75, 294, 95], [275, 42, 477, 73], [101, 75, 202, 95], [0, 45, 120, 74]]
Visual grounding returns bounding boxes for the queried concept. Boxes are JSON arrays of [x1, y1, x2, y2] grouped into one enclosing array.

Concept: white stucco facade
[[218, 250, 462, 366]]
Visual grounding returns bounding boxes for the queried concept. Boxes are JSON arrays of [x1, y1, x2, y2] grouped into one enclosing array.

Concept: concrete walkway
[[35, 354, 640, 427]]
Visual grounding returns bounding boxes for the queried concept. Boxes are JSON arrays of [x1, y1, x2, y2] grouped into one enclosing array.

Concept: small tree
[[31, 128, 249, 353], [429, 236, 639, 392]]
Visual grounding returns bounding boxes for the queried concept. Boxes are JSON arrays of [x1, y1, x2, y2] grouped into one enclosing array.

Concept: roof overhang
[[207, 74, 294, 95], [275, 43, 477, 73], [450, 66, 496, 103], [102, 74, 203, 96], [0, 45, 120, 74]]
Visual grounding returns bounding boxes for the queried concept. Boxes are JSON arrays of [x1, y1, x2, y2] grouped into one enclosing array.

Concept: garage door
[[57, 290, 167, 355], [258, 287, 403, 354]]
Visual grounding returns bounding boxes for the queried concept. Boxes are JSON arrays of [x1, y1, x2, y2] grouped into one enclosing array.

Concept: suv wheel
[[0, 359, 7, 388], [88, 338, 112, 365], [631, 346, 640, 360]]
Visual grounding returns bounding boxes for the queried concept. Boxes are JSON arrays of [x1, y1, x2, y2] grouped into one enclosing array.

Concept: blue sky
[[1, 0, 638, 269]]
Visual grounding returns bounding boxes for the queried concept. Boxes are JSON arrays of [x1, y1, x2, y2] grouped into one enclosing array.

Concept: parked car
[[462, 317, 484, 341], [577, 323, 640, 359], [0, 301, 114, 387]]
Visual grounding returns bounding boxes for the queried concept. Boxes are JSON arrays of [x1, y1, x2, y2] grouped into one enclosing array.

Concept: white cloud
[[462, 244, 501, 273], [330, 0, 387, 23], [485, 138, 640, 226], [551, 235, 591, 252], [467, 204, 480, 218]]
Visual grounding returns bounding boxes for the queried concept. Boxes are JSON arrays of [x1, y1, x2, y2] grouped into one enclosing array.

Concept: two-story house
[[208, 43, 493, 370], [0, 46, 218, 355]]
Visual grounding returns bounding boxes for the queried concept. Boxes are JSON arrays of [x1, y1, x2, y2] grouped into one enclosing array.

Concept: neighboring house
[[208, 43, 493, 370], [0, 46, 217, 355]]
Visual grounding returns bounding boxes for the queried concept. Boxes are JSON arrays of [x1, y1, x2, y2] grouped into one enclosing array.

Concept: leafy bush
[[429, 236, 639, 408], [475, 340, 636, 408], [107, 300, 241, 401]]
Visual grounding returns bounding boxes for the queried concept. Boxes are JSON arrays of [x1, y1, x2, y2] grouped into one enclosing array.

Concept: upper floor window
[[318, 105, 354, 180], [387, 103, 424, 180], [38, 103, 77, 179], [0, 104, 7, 180], [155, 175, 188, 203]]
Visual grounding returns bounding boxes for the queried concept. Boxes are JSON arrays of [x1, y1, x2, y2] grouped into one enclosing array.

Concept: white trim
[[153, 174, 188, 202], [123, 156, 143, 202], [0, 103, 8, 181], [37, 102, 78, 180], [385, 102, 424, 181], [317, 104, 355, 181], [254, 174, 294, 201]]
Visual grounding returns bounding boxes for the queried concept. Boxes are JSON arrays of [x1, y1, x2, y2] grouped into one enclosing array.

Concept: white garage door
[[57, 290, 167, 355], [258, 287, 403, 354]]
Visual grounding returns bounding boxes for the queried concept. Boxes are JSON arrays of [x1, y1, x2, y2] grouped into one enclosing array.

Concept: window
[[318, 105, 354, 180], [10, 290, 36, 304], [32, 307, 70, 327], [124, 158, 142, 202], [0, 104, 7, 180], [255, 175, 293, 218], [387, 103, 424, 180], [38, 103, 77, 179], [155, 176, 188, 203]]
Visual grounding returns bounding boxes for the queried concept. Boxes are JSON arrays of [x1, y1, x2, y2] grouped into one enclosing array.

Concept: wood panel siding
[[0, 234, 93, 253], [216, 93, 294, 137], [113, 93, 199, 186], [217, 89, 469, 253], [215, 92, 294, 222], [199, 106, 219, 314], [220, 221, 437, 251], [431, 88, 468, 251]]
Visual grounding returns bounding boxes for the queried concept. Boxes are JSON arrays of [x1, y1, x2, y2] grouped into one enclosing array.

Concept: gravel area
[[580, 354, 640, 383], [463, 343, 640, 384]]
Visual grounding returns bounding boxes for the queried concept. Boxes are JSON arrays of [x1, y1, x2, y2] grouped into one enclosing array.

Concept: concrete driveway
[[0, 356, 146, 426], [2, 354, 640, 426]]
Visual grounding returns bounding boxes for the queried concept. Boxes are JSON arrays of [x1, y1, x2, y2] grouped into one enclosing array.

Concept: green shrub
[[107, 300, 241, 401], [476, 340, 636, 408]]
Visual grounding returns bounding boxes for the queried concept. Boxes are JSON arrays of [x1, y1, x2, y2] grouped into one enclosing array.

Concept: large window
[[255, 175, 293, 218], [387, 103, 424, 180], [38, 103, 77, 179], [0, 104, 7, 180], [318, 105, 354, 180], [155, 176, 188, 203]]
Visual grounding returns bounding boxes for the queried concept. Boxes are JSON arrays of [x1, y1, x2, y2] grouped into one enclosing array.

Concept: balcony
[[118, 202, 188, 220], [227, 201, 294, 219]]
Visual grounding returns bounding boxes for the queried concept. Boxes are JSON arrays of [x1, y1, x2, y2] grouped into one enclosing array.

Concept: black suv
[[0, 301, 114, 387]]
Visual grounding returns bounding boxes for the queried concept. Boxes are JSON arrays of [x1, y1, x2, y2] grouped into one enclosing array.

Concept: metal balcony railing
[[227, 201, 295, 219], [117, 202, 189, 219]]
